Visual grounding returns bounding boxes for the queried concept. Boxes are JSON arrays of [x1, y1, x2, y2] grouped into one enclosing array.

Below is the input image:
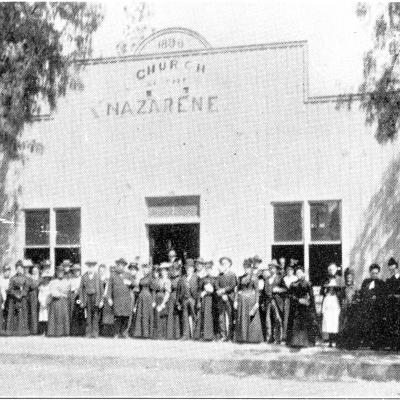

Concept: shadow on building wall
[[349, 154, 400, 284]]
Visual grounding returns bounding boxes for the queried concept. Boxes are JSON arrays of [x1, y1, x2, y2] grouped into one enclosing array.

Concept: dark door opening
[[148, 224, 200, 265]]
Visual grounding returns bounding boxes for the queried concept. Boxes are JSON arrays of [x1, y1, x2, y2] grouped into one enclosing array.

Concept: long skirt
[[100, 301, 115, 337], [384, 296, 400, 350], [133, 289, 154, 338], [166, 290, 181, 340], [181, 298, 196, 339], [7, 297, 29, 336], [47, 297, 70, 337], [286, 300, 317, 348], [322, 294, 341, 335], [28, 290, 39, 335], [153, 292, 168, 339], [359, 299, 385, 349], [282, 296, 291, 341], [337, 302, 362, 349], [70, 301, 86, 336], [234, 290, 263, 343], [195, 294, 215, 341]]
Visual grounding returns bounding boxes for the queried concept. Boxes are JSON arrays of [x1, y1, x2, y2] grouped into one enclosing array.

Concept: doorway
[[148, 224, 200, 265]]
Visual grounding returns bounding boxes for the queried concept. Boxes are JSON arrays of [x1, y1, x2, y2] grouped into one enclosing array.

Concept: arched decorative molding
[[134, 27, 211, 55]]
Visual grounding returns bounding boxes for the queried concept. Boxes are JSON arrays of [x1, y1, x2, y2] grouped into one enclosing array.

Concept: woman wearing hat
[[47, 265, 72, 337], [286, 266, 318, 348], [337, 268, 361, 349], [320, 263, 343, 347], [282, 264, 297, 342], [153, 263, 172, 339], [6, 260, 32, 336], [133, 264, 154, 339], [99, 264, 115, 337], [233, 259, 263, 343], [195, 260, 216, 341]]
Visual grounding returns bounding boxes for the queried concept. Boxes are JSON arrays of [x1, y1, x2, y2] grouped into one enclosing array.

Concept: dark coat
[[107, 272, 135, 317], [79, 272, 103, 308]]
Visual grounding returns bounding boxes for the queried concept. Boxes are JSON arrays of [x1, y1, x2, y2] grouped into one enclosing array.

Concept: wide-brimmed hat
[[219, 257, 232, 266], [253, 255, 263, 264], [195, 257, 205, 264], [388, 257, 398, 267], [22, 259, 33, 268], [41, 260, 51, 268], [15, 260, 23, 268], [243, 258, 254, 268], [204, 260, 214, 268], [61, 259, 72, 266], [72, 264, 81, 271], [185, 258, 195, 268], [115, 258, 128, 266], [55, 264, 65, 272], [128, 262, 139, 271], [344, 267, 355, 276], [159, 262, 171, 270], [268, 260, 280, 269], [85, 260, 97, 266], [3, 265, 11, 271]]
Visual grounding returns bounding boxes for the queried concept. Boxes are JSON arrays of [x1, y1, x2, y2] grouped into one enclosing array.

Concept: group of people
[[1, 249, 400, 351]]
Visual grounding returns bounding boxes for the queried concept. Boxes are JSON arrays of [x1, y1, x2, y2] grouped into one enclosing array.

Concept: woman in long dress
[[28, 265, 40, 335], [282, 264, 297, 342], [166, 261, 182, 340], [133, 264, 154, 338], [234, 258, 263, 343], [38, 275, 52, 335], [337, 268, 361, 349], [69, 264, 85, 336], [7, 261, 31, 336], [286, 266, 318, 348], [153, 263, 171, 339], [320, 263, 343, 347], [47, 265, 71, 337], [99, 264, 114, 337]]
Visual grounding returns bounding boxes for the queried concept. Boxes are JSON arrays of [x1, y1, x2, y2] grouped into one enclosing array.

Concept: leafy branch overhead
[[0, 2, 103, 159], [357, 2, 400, 143]]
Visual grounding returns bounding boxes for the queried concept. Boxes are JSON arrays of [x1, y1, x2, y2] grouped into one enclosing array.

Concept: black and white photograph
[[1, 0, 400, 397]]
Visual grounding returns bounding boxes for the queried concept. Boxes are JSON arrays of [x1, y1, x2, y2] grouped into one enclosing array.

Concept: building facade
[[13, 30, 400, 284]]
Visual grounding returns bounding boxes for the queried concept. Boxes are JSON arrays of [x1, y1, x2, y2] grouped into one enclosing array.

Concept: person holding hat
[[359, 263, 386, 350], [176, 258, 200, 340], [153, 262, 172, 339], [79, 261, 103, 338], [106, 258, 135, 338], [233, 258, 263, 343], [195, 260, 216, 341], [261, 260, 285, 344], [215, 257, 237, 342], [6, 260, 32, 336], [47, 264, 72, 337], [337, 268, 361, 350], [0, 265, 11, 331], [286, 265, 318, 348]]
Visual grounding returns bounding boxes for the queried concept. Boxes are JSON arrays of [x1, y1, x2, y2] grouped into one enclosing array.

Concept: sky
[[90, 0, 380, 96]]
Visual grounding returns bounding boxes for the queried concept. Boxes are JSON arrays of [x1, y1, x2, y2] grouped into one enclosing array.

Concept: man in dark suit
[[107, 258, 135, 338], [385, 257, 400, 350], [79, 260, 103, 338], [262, 260, 285, 344], [360, 263, 386, 350], [215, 257, 237, 341]]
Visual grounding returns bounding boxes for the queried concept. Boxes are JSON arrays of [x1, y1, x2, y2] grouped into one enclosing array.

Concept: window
[[309, 200, 342, 286], [24, 208, 81, 268], [272, 203, 304, 267], [146, 196, 200, 218], [24, 209, 50, 264], [271, 200, 342, 287], [55, 208, 81, 265]]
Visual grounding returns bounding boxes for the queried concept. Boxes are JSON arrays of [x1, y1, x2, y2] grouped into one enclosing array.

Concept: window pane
[[310, 201, 341, 241], [308, 244, 342, 286], [55, 247, 81, 266], [271, 244, 304, 268], [25, 210, 50, 246], [147, 196, 200, 218], [24, 248, 50, 266], [273, 203, 303, 242], [56, 209, 81, 245]]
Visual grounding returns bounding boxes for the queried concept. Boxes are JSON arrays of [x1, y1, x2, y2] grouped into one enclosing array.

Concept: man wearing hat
[[79, 261, 103, 338], [106, 258, 135, 338], [215, 257, 237, 341], [260, 260, 285, 344], [176, 258, 199, 339]]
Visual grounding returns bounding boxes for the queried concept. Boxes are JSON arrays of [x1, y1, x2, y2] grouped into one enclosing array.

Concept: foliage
[[356, 2, 400, 143]]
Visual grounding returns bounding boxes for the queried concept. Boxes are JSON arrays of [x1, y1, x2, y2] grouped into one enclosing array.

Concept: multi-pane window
[[272, 200, 342, 286], [55, 208, 81, 265], [24, 208, 81, 267], [24, 209, 50, 264]]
